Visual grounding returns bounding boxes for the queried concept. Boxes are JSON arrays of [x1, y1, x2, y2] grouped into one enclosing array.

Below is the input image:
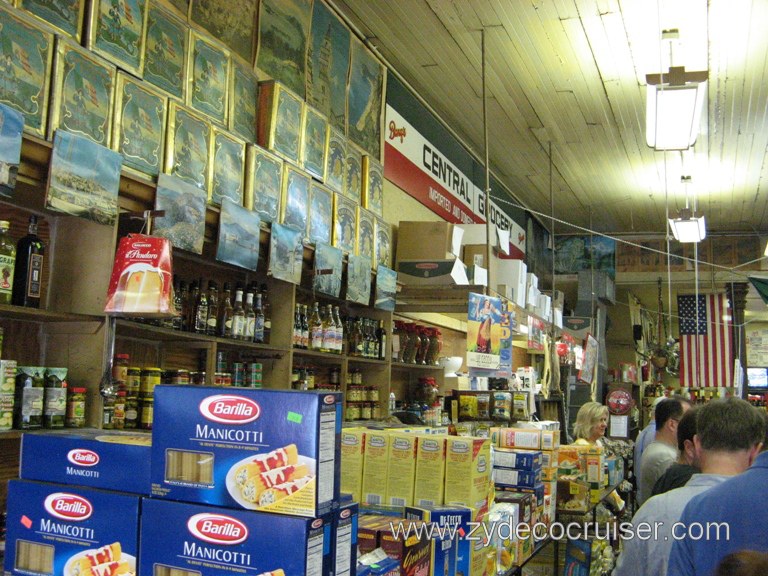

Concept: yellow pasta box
[[340, 427, 366, 503], [361, 430, 391, 505], [444, 437, 491, 517], [385, 431, 417, 506], [413, 435, 447, 507]]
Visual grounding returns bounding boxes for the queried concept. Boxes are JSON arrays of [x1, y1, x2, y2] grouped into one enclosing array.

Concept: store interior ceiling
[[331, 0, 768, 325]]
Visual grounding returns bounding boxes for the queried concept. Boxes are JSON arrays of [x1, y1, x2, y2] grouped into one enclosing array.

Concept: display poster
[[374, 265, 396, 312], [496, 302, 515, 377], [746, 326, 768, 366], [0, 104, 23, 198], [268, 222, 303, 285], [216, 198, 261, 270], [467, 292, 502, 370], [154, 173, 206, 255], [346, 254, 372, 305], [579, 334, 599, 385], [527, 316, 545, 351], [312, 242, 342, 298]]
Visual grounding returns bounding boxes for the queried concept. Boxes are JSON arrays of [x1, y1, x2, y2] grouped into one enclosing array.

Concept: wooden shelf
[[390, 361, 444, 371], [0, 430, 24, 440], [348, 356, 389, 366], [396, 284, 487, 313], [292, 348, 345, 361], [0, 303, 102, 324]]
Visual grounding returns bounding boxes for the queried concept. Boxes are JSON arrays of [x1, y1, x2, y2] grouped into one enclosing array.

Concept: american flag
[[677, 293, 733, 387]]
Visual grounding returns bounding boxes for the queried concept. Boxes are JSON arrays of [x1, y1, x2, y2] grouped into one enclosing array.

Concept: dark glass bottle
[[12, 215, 45, 308], [219, 282, 233, 337], [193, 279, 209, 334], [176, 280, 189, 331], [206, 281, 219, 336], [187, 281, 199, 333], [14, 366, 44, 429], [254, 293, 265, 343]]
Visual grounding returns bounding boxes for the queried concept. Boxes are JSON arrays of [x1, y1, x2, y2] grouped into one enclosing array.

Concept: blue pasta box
[[19, 429, 152, 494], [329, 500, 358, 576], [491, 448, 542, 472], [491, 467, 542, 489], [139, 498, 327, 576], [404, 505, 472, 576], [150, 385, 342, 517], [4, 479, 140, 576]]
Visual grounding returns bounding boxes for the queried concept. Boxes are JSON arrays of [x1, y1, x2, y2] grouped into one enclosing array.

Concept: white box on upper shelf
[[508, 259, 527, 308]]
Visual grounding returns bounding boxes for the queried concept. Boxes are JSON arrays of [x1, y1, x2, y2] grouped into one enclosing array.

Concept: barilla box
[[444, 437, 491, 517], [492, 448, 542, 471], [0, 359, 16, 430], [491, 467, 541, 489], [20, 429, 152, 494], [385, 431, 417, 506], [332, 501, 358, 576], [139, 498, 326, 576], [404, 505, 472, 576], [150, 385, 342, 517], [413, 435, 447, 507], [361, 431, 391, 505], [379, 519, 432, 576], [340, 428, 366, 503], [4, 479, 140, 576], [491, 428, 559, 451]]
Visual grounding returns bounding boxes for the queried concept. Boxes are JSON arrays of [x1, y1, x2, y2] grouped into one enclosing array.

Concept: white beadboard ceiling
[[330, 0, 768, 238]]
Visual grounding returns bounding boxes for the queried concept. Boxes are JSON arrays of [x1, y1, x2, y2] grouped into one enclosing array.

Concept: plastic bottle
[[389, 392, 396, 415]]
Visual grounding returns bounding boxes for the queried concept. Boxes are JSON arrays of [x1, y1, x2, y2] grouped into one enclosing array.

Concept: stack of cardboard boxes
[[4, 386, 356, 576]]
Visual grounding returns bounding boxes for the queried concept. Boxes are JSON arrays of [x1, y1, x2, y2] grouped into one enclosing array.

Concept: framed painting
[[374, 265, 396, 312], [346, 253, 371, 306], [375, 216, 392, 268], [332, 192, 356, 255], [347, 36, 384, 159], [0, 5, 55, 139], [306, 0, 349, 132], [210, 127, 245, 207], [257, 80, 302, 165], [0, 104, 24, 198], [86, 0, 148, 76], [356, 205, 375, 267], [313, 242, 342, 298], [228, 59, 258, 143], [154, 172, 206, 254], [112, 72, 167, 177], [143, 3, 187, 101], [308, 181, 332, 246], [362, 154, 384, 217], [255, 0, 311, 98], [343, 142, 363, 202], [187, 31, 229, 126], [164, 101, 211, 192], [217, 197, 261, 271], [49, 39, 116, 147], [158, 0, 189, 18], [268, 222, 303, 285], [46, 130, 123, 226], [18, 0, 86, 41], [245, 144, 282, 223], [190, 0, 257, 64], [301, 105, 328, 181], [325, 126, 345, 195], [280, 165, 310, 236]]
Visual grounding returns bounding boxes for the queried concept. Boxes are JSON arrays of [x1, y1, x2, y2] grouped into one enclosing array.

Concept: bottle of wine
[[260, 284, 271, 344], [301, 304, 310, 349], [293, 304, 302, 348], [253, 293, 265, 343], [206, 281, 219, 336], [333, 306, 344, 355], [231, 289, 245, 339], [0, 220, 16, 305], [310, 302, 323, 351], [12, 215, 44, 308], [377, 320, 387, 360], [321, 304, 334, 353], [219, 282, 233, 337], [187, 281, 199, 333], [176, 280, 189, 331], [193, 279, 209, 334], [243, 291, 255, 341]]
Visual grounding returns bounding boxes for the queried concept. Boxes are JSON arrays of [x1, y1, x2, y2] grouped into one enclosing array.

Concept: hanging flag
[[677, 293, 733, 388]]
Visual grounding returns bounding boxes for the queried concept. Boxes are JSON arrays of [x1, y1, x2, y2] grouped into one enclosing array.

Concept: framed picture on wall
[[257, 80, 303, 165], [362, 154, 384, 217], [344, 142, 363, 202], [228, 59, 258, 142], [187, 31, 230, 126], [18, 0, 86, 42], [86, 0, 149, 76], [375, 216, 392, 268], [280, 165, 310, 237], [325, 126, 346, 195], [154, 172, 206, 254], [332, 192, 357, 255], [210, 127, 245, 207], [347, 36, 384, 159], [356, 205, 375, 267], [164, 101, 211, 192], [189, 0, 258, 64], [308, 182, 333, 246], [245, 144, 282, 223], [301, 105, 328, 181], [143, 3, 188, 101]]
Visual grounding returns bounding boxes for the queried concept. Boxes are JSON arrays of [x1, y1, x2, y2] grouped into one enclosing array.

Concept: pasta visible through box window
[[16, 540, 54, 575], [153, 564, 201, 576], [165, 450, 214, 485]]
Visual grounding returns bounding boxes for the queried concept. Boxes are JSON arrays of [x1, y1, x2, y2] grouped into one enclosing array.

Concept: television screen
[[747, 367, 768, 388]]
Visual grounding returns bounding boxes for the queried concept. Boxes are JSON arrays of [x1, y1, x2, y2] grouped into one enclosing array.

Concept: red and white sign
[[67, 449, 100, 467], [187, 513, 249, 545], [199, 395, 261, 424], [44, 493, 93, 521]]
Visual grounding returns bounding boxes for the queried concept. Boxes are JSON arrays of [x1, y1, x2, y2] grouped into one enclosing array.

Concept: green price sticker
[[287, 411, 303, 424]]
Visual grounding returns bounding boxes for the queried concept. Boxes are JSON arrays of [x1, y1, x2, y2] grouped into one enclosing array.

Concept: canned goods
[[190, 371, 206, 385], [345, 402, 361, 420], [367, 387, 378, 401], [214, 372, 231, 386], [246, 363, 263, 388], [112, 354, 129, 385], [170, 369, 190, 385], [361, 402, 372, 420], [139, 396, 153, 430], [232, 362, 245, 387], [126, 368, 141, 395], [140, 368, 162, 395]]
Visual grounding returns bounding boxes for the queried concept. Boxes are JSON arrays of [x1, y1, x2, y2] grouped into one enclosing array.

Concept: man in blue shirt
[[667, 407, 768, 576], [614, 398, 764, 576]]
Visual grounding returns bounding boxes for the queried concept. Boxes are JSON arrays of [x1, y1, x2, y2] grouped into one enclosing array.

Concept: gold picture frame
[[332, 191, 357, 255], [325, 125, 345, 195], [356, 205, 375, 268], [142, 1, 188, 102], [308, 181, 333, 246], [187, 30, 230, 127], [86, 0, 149, 77], [112, 72, 168, 177], [164, 101, 211, 192], [344, 141, 363, 203], [245, 144, 283, 223], [257, 80, 303, 165], [18, 0, 86, 42], [49, 38, 116, 147], [228, 58, 258, 142], [375, 216, 392, 268], [362, 154, 384, 218], [279, 164, 310, 237], [210, 127, 245, 207], [301, 104, 328, 181]]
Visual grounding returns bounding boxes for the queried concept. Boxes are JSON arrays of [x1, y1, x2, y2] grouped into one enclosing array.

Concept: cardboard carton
[[413, 435, 447, 507]]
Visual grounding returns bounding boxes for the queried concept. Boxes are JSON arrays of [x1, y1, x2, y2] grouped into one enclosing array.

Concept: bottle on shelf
[[0, 220, 17, 305], [173, 279, 187, 331], [300, 304, 309, 349], [12, 214, 45, 308], [377, 320, 387, 360], [293, 304, 303, 348], [321, 304, 335, 353], [309, 302, 323, 351], [206, 281, 219, 336], [219, 282, 233, 337], [260, 284, 271, 344], [243, 291, 255, 341], [43, 368, 67, 429], [253, 293, 265, 343], [333, 306, 344, 354], [14, 367, 44, 429], [231, 289, 245, 340], [187, 280, 199, 333], [193, 279, 209, 334]]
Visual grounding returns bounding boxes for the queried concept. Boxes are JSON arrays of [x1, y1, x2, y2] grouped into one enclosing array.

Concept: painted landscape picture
[[217, 197, 261, 270], [153, 173, 206, 254], [256, 0, 311, 97]]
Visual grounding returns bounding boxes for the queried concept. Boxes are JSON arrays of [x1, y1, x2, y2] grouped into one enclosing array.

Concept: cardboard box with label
[[362, 431, 391, 505], [341, 427, 366, 504], [404, 505, 472, 576], [413, 435, 447, 507], [444, 437, 491, 517], [386, 431, 417, 506]]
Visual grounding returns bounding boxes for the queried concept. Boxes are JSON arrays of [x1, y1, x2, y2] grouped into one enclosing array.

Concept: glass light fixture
[[668, 208, 706, 242], [646, 67, 708, 150]]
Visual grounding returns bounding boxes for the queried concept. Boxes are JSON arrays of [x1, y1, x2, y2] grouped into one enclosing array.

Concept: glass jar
[[124, 395, 139, 429], [14, 366, 45, 429], [345, 402, 361, 421], [102, 395, 115, 429], [112, 354, 129, 388], [404, 324, 420, 364], [139, 396, 154, 430], [367, 386, 378, 402], [371, 401, 381, 419], [113, 391, 126, 429], [347, 385, 363, 402], [43, 367, 67, 429], [415, 326, 429, 364], [65, 387, 87, 428], [126, 367, 141, 395], [426, 328, 443, 365], [140, 368, 162, 395], [360, 402, 372, 420]]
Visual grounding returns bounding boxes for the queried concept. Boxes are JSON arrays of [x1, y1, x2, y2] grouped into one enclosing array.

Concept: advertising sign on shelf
[[467, 292, 502, 370], [527, 316, 545, 352]]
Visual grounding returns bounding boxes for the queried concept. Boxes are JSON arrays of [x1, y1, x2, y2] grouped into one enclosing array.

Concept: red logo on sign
[[199, 395, 260, 424], [323, 394, 336, 405], [312, 518, 323, 529], [388, 121, 406, 143], [188, 513, 248, 545], [44, 493, 93, 521], [340, 509, 351, 519], [67, 449, 100, 467]]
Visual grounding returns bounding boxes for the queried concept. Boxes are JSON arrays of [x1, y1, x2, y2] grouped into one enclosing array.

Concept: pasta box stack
[[141, 385, 350, 576]]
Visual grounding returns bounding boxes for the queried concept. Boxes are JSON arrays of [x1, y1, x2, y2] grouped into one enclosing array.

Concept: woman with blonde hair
[[572, 401, 625, 512]]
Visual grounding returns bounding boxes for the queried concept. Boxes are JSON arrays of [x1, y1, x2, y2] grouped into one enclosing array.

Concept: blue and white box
[[139, 498, 327, 576], [492, 448, 542, 472], [332, 500, 359, 576], [492, 467, 542, 489], [150, 385, 342, 517], [405, 505, 472, 576], [4, 479, 140, 576], [20, 429, 152, 494]]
